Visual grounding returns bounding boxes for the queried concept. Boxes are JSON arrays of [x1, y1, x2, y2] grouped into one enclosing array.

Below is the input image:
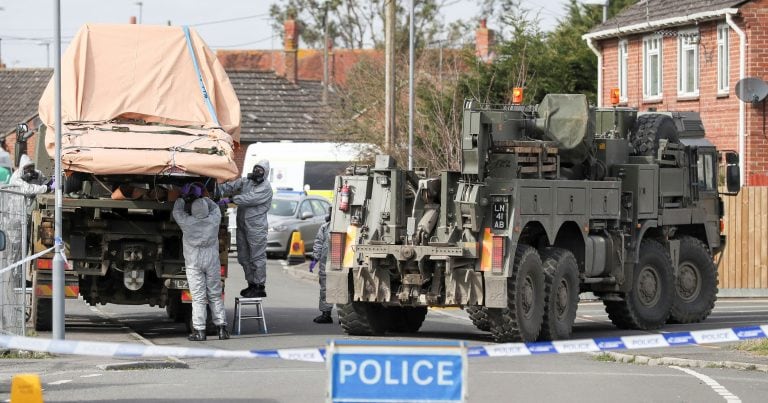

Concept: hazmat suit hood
[[18, 154, 34, 171], [255, 160, 270, 174], [191, 198, 209, 219]]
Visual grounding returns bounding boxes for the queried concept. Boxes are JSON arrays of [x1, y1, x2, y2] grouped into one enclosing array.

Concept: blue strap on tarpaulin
[[182, 25, 220, 127]]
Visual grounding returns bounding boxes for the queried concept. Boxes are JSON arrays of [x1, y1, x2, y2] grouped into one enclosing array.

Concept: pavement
[[2, 256, 766, 374], [280, 257, 768, 373]]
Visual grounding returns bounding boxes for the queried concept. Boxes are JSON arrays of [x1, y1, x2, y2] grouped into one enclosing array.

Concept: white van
[[242, 141, 375, 200]]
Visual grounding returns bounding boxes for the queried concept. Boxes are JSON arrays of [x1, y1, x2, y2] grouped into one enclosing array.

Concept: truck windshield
[[270, 199, 298, 216]]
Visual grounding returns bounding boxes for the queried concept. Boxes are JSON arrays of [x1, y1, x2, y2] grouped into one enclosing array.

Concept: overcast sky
[[0, 0, 575, 68]]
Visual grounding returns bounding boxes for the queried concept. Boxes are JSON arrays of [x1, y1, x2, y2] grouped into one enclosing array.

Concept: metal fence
[[0, 186, 29, 336]]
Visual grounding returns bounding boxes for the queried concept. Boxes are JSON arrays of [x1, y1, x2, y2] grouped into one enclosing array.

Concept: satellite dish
[[735, 77, 768, 104]]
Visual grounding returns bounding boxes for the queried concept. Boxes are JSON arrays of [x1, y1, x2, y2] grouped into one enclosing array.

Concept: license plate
[[169, 279, 188, 289], [492, 196, 508, 230]]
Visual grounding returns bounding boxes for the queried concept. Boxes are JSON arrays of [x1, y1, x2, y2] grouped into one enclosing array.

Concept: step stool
[[233, 297, 267, 335]]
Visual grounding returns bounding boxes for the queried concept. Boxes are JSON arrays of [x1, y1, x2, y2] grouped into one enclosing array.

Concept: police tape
[[1, 324, 766, 363], [0, 247, 55, 275]]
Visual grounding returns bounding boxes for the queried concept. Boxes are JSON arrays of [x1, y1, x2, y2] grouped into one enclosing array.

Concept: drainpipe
[[726, 12, 745, 186], [586, 38, 602, 108]]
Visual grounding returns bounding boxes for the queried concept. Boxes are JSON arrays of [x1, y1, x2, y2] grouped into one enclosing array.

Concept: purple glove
[[48, 178, 56, 192], [309, 260, 317, 272], [180, 183, 192, 196], [189, 183, 203, 198], [217, 197, 231, 206]]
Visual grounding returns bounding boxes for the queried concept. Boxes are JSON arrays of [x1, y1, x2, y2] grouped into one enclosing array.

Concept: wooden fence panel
[[719, 186, 768, 289]]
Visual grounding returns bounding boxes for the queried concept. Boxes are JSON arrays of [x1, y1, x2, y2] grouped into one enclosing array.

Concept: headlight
[[269, 224, 288, 232]]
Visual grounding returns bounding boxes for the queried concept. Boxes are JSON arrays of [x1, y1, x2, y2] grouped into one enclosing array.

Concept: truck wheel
[[489, 245, 545, 343], [466, 306, 491, 332], [338, 302, 387, 336], [604, 239, 673, 330], [630, 114, 679, 156], [539, 248, 579, 341], [387, 307, 428, 333], [34, 298, 53, 331], [669, 236, 717, 324]]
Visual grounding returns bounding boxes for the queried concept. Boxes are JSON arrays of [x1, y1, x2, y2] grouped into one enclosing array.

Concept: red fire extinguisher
[[339, 182, 350, 212]]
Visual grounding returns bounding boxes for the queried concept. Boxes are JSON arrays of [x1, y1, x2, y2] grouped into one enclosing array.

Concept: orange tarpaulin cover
[[38, 24, 241, 181]]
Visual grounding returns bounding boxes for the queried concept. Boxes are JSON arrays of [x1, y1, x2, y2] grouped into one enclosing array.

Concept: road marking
[[48, 380, 72, 385], [670, 366, 742, 402], [80, 374, 102, 378]]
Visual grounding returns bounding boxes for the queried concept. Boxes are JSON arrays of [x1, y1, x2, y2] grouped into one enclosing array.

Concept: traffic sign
[[327, 340, 467, 403]]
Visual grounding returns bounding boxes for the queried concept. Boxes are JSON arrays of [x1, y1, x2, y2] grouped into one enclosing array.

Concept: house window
[[618, 39, 628, 102], [717, 24, 730, 94], [643, 35, 663, 100], [677, 28, 699, 97]]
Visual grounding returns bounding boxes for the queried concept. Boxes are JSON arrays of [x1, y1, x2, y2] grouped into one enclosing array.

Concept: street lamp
[[38, 41, 51, 68], [581, 0, 609, 22], [135, 1, 143, 24]]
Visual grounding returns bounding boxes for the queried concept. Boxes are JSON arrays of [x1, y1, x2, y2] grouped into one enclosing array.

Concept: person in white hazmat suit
[[172, 195, 229, 341], [5, 155, 54, 267], [310, 209, 333, 323], [218, 160, 273, 298]]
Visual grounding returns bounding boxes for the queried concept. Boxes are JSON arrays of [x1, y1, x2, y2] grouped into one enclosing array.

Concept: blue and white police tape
[[1, 324, 766, 363], [0, 246, 55, 275]]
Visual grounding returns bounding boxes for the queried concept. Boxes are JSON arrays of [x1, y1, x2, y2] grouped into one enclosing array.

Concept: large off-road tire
[[466, 306, 491, 332], [338, 302, 388, 336], [669, 236, 718, 324], [539, 248, 580, 341], [34, 297, 52, 331], [488, 245, 545, 343], [387, 307, 428, 333], [604, 239, 673, 330], [630, 114, 679, 156]]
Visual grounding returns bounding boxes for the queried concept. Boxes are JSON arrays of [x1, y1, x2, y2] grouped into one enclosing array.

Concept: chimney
[[129, 16, 137, 24], [475, 19, 495, 63], [284, 18, 299, 84]]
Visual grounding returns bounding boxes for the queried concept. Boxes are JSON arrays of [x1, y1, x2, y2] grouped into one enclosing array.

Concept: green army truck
[[26, 23, 241, 333], [325, 94, 741, 342]]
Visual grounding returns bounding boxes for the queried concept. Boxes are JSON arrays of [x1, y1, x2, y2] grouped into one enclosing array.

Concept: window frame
[[717, 24, 730, 95], [643, 34, 663, 101], [618, 39, 629, 103], [677, 28, 700, 97]]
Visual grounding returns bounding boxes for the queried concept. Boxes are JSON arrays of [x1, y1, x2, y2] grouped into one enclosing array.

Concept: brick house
[[584, 0, 768, 293], [0, 68, 53, 165]]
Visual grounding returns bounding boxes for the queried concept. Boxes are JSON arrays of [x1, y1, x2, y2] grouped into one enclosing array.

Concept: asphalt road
[[1, 256, 767, 402]]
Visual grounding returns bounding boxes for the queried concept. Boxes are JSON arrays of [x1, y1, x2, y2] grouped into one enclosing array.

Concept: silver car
[[266, 193, 331, 258]]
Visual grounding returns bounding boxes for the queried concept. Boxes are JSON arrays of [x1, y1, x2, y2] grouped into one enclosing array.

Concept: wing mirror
[[301, 211, 314, 220], [723, 151, 741, 195], [0, 230, 6, 251]]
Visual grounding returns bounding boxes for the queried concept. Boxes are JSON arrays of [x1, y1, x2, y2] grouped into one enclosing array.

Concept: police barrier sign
[[327, 340, 467, 403]]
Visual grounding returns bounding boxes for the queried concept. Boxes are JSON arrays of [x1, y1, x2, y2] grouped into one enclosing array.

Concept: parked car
[[266, 193, 331, 258]]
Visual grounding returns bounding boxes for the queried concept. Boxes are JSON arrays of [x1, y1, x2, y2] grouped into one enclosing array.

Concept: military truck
[[27, 24, 241, 333], [325, 94, 741, 342]]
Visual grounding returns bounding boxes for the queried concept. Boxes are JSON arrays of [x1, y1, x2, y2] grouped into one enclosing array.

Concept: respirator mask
[[247, 165, 266, 184], [22, 166, 39, 182]]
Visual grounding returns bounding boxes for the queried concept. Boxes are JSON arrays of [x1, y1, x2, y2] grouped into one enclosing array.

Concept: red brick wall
[[597, 4, 768, 185]]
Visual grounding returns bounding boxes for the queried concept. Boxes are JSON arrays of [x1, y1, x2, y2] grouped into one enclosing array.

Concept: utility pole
[[322, 1, 330, 104], [135, 2, 143, 24], [384, 0, 396, 154], [52, 0, 65, 340], [38, 41, 51, 68]]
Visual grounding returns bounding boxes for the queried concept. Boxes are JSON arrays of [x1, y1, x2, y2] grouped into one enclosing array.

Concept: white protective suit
[[312, 221, 333, 313], [172, 197, 227, 331], [5, 155, 50, 265], [219, 160, 273, 287]]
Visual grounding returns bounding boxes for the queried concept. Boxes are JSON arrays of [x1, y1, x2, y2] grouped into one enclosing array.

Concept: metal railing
[[0, 186, 29, 336]]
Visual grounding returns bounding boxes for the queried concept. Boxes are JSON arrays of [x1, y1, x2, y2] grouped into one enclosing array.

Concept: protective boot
[[240, 283, 256, 297], [188, 329, 207, 341], [244, 284, 266, 298], [218, 325, 230, 340], [313, 312, 333, 324]]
